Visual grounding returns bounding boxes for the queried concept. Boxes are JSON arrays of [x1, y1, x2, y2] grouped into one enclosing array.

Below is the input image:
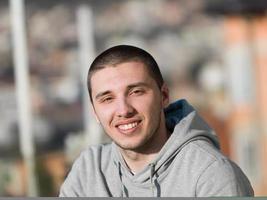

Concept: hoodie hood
[[112, 99, 220, 196], [164, 99, 220, 150]]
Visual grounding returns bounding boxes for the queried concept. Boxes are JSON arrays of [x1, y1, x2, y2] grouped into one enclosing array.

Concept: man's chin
[[117, 144, 138, 151], [115, 141, 142, 152]]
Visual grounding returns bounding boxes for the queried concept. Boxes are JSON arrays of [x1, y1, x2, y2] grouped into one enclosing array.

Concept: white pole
[[9, 0, 38, 196], [76, 5, 102, 146]]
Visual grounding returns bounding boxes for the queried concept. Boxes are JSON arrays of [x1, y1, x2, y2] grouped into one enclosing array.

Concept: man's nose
[[116, 98, 134, 118]]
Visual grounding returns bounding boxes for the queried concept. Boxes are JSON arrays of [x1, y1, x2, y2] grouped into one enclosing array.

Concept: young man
[[59, 45, 254, 197]]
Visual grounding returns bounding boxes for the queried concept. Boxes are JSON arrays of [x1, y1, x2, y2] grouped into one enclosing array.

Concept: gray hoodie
[[59, 99, 254, 197]]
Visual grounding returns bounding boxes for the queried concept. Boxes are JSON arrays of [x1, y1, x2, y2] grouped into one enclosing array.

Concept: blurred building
[[205, 0, 267, 195]]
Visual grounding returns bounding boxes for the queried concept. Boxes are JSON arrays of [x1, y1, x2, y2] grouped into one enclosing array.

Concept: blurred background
[[0, 0, 267, 196]]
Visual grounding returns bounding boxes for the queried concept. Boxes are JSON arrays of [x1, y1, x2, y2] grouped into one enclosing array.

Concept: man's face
[[91, 61, 169, 152]]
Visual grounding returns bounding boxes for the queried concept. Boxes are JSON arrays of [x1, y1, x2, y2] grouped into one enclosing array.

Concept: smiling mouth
[[118, 122, 138, 131], [116, 120, 142, 133]]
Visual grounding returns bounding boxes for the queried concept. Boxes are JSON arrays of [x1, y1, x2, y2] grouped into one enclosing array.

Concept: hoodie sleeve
[[59, 153, 87, 197], [196, 158, 254, 197]]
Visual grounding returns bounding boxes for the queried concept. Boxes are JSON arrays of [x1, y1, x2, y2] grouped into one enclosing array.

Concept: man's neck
[[120, 150, 158, 173], [118, 129, 170, 174]]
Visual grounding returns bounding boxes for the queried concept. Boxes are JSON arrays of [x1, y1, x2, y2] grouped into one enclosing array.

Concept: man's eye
[[101, 97, 113, 103], [131, 89, 144, 95]]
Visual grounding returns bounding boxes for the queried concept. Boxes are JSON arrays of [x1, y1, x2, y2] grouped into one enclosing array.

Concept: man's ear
[[161, 83, 169, 108], [90, 103, 100, 123]]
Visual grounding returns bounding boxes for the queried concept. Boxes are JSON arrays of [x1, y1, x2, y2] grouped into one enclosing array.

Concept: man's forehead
[[91, 62, 150, 83], [90, 63, 155, 95]]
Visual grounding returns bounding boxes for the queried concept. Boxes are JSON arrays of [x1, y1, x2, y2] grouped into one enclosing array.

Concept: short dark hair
[[87, 45, 164, 102]]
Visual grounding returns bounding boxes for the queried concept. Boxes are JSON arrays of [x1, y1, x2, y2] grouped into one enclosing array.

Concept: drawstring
[[118, 162, 129, 197], [118, 161, 160, 197], [149, 163, 155, 196], [149, 163, 160, 197]]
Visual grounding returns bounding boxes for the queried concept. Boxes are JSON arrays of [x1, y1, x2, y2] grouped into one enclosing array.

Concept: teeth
[[118, 122, 138, 131]]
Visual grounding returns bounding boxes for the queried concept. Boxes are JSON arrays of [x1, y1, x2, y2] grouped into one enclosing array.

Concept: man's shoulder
[[85, 142, 113, 152], [182, 140, 253, 192], [72, 143, 113, 169], [179, 139, 235, 175], [59, 143, 116, 197], [185, 140, 254, 196], [80, 142, 113, 159], [189, 140, 228, 161]]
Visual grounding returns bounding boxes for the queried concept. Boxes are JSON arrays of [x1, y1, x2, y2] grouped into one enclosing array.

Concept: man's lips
[[118, 121, 138, 131], [114, 119, 142, 132]]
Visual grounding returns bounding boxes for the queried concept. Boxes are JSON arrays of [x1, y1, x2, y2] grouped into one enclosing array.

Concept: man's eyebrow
[[95, 91, 112, 100], [127, 82, 149, 89]]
